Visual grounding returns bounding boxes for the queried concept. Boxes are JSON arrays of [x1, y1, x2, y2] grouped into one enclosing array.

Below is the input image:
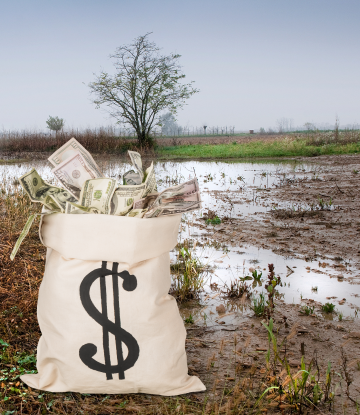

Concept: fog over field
[[1, 0, 359, 131]]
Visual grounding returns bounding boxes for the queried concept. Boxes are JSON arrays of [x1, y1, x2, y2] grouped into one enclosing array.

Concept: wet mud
[[181, 154, 360, 410]]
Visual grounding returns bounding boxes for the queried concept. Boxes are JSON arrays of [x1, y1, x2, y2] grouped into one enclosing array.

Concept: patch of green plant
[[239, 276, 253, 282], [264, 264, 281, 318], [317, 196, 333, 210], [258, 318, 335, 409], [252, 293, 266, 316], [251, 269, 262, 281], [158, 133, 360, 159], [206, 216, 221, 225], [322, 302, 335, 313], [116, 400, 128, 408], [170, 241, 207, 302], [300, 305, 315, 315], [184, 314, 194, 324]]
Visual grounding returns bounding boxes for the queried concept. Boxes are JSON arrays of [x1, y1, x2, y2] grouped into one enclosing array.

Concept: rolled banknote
[[143, 162, 156, 196], [10, 210, 58, 260], [150, 178, 199, 208], [51, 151, 100, 199], [79, 178, 117, 215], [132, 193, 159, 210], [19, 168, 77, 212], [48, 137, 103, 177], [154, 191, 201, 207], [123, 170, 142, 185], [144, 201, 202, 218], [128, 151, 144, 182]]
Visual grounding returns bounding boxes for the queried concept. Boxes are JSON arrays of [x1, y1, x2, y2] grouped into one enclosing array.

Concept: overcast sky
[[1, 0, 359, 132]]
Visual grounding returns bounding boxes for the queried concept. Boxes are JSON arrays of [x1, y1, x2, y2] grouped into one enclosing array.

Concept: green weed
[[184, 314, 194, 324], [251, 293, 266, 316], [322, 302, 336, 313], [251, 269, 262, 281], [258, 318, 335, 411], [206, 216, 221, 225], [300, 305, 315, 315], [264, 264, 281, 318], [170, 241, 207, 302]]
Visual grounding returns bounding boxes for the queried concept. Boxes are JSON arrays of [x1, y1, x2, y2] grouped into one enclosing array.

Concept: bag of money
[[12, 138, 205, 395]]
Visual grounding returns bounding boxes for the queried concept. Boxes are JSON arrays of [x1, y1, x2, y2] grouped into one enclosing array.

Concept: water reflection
[[1, 157, 358, 319]]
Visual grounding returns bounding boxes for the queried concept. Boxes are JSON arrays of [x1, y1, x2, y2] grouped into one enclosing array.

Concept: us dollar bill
[[153, 191, 201, 208], [110, 185, 144, 215], [10, 210, 57, 260], [51, 151, 100, 199], [128, 150, 144, 182], [19, 168, 77, 212], [79, 178, 117, 215], [144, 201, 202, 218], [123, 170, 142, 185], [65, 201, 89, 214], [143, 162, 156, 196], [132, 193, 159, 210], [125, 208, 148, 218], [150, 177, 199, 208], [67, 202, 101, 214], [110, 162, 157, 215], [48, 137, 103, 177], [43, 195, 62, 212]]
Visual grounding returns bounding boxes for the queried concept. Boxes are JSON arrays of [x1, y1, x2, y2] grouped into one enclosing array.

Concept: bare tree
[[89, 33, 199, 147], [276, 117, 294, 133], [304, 122, 316, 131], [159, 112, 181, 136]]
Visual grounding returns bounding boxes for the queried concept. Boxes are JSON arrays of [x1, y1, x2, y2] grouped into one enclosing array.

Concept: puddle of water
[[174, 239, 360, 327], [1, 157, 358, 319]]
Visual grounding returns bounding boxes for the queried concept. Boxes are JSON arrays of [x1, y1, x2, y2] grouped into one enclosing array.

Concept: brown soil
[[185, 299, 360, 413], [184, 153, 360, 411], [196, 153, 360, 267]]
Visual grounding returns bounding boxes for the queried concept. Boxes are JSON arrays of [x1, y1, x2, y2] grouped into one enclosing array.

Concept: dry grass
[[304, 129, 360, 146], [0, 128, 140, 154]]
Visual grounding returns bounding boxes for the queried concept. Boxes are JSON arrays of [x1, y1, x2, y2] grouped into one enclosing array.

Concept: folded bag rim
[[39, 213, 182, 265]]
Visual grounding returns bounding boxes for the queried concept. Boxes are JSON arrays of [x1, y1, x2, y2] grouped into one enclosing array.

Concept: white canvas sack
[[21, 213, 206, 395]]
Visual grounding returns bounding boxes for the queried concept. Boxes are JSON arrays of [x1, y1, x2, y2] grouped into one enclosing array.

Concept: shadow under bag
[[21, 213, 205, 395]]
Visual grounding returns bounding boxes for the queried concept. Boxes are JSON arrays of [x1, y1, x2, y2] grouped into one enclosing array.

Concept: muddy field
[[2, 153, 360, 413], [183, 153, 360, 412]]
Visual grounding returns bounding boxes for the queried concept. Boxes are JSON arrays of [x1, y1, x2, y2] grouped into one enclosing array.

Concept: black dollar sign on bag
[[79, 261, 139, 380]]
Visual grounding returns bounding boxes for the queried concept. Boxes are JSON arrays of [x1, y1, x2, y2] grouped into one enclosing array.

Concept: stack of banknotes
[[11, 138, 201, 259]]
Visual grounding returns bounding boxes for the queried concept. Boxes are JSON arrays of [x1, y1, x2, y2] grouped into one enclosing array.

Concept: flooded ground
[[3, 153, 360, 411], [3, 154, 359, 319]]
